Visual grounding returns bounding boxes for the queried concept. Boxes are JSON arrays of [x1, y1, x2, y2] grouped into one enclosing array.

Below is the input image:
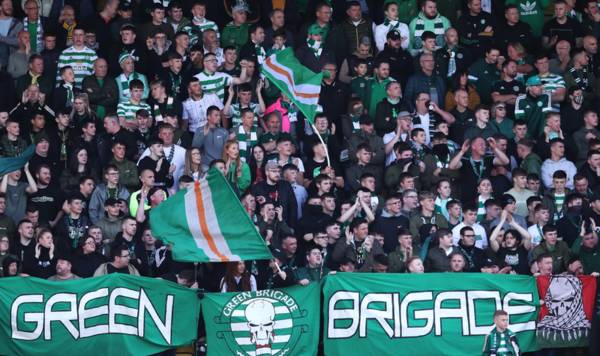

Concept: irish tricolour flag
[[150, 169, 272, 262], [261, 48, 323, 123]]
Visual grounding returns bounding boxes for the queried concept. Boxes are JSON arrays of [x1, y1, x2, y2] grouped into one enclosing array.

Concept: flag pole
[[310, 123, 331, 168]]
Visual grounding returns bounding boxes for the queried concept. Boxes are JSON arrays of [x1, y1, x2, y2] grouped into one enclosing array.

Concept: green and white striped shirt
[[117, 100, 151, 122], [56, 46, 97, 87], [227, 102, 262, 127], [194, 71, 231, 102], [192, 18, 219, 38], [533, 73, 566, 93]]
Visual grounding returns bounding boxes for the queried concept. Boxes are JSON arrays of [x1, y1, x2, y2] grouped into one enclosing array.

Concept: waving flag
[[150, 169, 272, 262], [0, 145, 35, 175], [261, 48, 323, 123]]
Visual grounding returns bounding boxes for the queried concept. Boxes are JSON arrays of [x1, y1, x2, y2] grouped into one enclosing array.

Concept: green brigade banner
[[323, 273, 540, 355], [0, 274, 201, 356], [201, 282, 320, 355]]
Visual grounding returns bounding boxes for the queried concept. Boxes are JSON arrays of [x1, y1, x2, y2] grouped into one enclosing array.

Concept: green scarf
[[383, 17, 400, 30], [255, 42, 266, 63], [236, 125, 257, 162], [153, 96, 174, 123], [485, 329, 519, 356], [307, 38, 323, 57]]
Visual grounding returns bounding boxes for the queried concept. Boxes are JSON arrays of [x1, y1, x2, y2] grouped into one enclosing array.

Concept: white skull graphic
[[547, 277, 576, 316], [245, 299, 276, 348]]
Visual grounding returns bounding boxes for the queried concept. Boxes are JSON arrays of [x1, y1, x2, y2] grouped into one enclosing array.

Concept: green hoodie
[[408, 11, 451, 56]]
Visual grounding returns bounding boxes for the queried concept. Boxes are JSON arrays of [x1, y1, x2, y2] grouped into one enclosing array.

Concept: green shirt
[[221, 22, 249, 52], [367, 77, 394, 118], [505, 0, 551, 38], [117, 100, 151, 122], [468, 59, 500, 103], [514, 93, 552, 138], [27, 21, 37, 53]]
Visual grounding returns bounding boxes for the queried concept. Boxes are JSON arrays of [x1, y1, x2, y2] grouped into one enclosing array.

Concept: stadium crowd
[[1, 0, 600, 342]]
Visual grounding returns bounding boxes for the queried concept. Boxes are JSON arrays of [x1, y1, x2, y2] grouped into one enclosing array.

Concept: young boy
[[117, 79, 151, 130], [190, 1, 219, 44], [410, 127, 429, 162], [446, 199, 462, 229], [267, 28, 287, 55], [350, 58, 370, 104], [223, 82, 265, 128], [482, 310, 520, 356], [53, 66, 79, 111]]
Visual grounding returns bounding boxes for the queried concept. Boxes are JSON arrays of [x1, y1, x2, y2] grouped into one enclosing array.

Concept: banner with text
[[0, 274, 201, 355], [323, 273, 539, 355], [201, 282, 320, 356]]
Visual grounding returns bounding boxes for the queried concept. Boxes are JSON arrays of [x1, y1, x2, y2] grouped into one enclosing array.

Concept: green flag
[[0, 144, 35, 175], [261, 48, 323, 123], [0, 274, 201, 355], [150, 169, 272, 262], [323, 273, 540, 355], [201, 283, 321, 356]]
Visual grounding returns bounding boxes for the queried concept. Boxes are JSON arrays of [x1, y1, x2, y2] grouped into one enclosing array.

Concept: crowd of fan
[[0, 0, 599, 301]]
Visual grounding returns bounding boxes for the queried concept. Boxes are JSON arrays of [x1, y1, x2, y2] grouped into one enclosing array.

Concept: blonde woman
[[222, 139, 251, 194]]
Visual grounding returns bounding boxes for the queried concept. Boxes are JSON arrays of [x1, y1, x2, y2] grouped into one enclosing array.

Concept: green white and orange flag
[[261, 47, 323, 123], [150, 169, 272, 262]]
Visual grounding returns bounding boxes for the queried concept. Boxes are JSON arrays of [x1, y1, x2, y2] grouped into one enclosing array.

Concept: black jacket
[[82, 75, 119, 114], [251, 180, 298, 229]]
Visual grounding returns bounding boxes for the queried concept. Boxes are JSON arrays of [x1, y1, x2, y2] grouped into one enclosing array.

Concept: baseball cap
[[500, 194, 516, 209], [397, 110, 412, 119], [386, 29, 401, 40], [525, 76, 542, 87]]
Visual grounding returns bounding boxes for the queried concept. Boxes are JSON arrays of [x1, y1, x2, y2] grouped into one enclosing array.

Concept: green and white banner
[[323, 273, 540, 355], [261, 48, 323, 123], [201, 282, 321, 356], [0, 274, 201, 355]]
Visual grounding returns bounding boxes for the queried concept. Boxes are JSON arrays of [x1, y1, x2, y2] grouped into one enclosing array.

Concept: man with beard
[[491, 60, 525, 116], [434, 28, 471, 80], [376, 30, 413, 89], [408, 0, 451, 56]]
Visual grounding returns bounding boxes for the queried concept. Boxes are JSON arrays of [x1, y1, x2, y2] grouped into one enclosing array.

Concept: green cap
[[118, 51, 134, 64], [525, 76, 542, 87], [308, 24, 323, 36]]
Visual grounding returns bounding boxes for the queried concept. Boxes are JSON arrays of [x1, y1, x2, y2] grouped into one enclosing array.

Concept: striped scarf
[[383, 17, 401, 32], [254, 42, 266, 64], [476, 195, 488, 222], [412, 15, 445, 50], [554, 193, 565, 222], [24, 17, 43, 53], [236, 125, 257, 162], [62, 21, 77, 46], [117, 72, 140, 99], [307, 39, 323, 57], [63, 82, 74, 105], [153, 96, 174, 122], [485, 329, 519, 356]]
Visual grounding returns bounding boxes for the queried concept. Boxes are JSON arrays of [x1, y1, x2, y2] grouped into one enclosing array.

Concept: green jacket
[[109, 158, 139, 192], [409, 211, 448, 244], [366, 76, 393, 118], [227, 161, 251, 194], [296, 265, 330, 282], [571, 236, 600, 274], [520, 152, 542, 176], [532, 241, 571, 274], [388, 245, 421, 273], [221, 22, 249, 52]]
